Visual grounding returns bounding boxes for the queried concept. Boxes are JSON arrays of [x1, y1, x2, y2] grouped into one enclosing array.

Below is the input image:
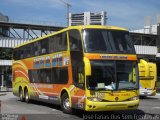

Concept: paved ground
[[0, 92, 160, 120]]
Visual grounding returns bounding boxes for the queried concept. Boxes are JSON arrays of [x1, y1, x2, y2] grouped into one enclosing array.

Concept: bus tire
[[61, 93, 72, 114], [19, 88, 24, 102], [24, 88, 30, 103], [140, 96, 146, 99]]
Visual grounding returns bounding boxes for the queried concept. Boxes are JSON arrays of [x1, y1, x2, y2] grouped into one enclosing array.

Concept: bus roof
[[14, 25, 128, 48]]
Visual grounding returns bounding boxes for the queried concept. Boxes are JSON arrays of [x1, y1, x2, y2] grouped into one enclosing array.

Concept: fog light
[[87, 97, 102, 102]]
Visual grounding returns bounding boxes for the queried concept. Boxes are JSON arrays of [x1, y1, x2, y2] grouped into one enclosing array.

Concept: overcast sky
[[0, 0, 160, 29]]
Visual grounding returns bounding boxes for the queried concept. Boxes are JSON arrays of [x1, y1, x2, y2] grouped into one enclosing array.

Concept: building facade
[[69, 11, 107, 26], [0, 13, 12, 90], [131, 24, 160, 80]]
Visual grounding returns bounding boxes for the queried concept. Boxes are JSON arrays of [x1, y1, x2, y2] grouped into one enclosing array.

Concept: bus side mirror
[[84, 57, 91, 76]]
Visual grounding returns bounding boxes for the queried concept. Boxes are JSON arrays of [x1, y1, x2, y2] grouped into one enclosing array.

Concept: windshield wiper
[[89, 50, 107, 53], [118, 86, 136, 90], [88, 87, 114, 91]]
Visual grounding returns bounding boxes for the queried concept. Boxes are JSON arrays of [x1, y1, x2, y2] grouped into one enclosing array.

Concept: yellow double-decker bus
[[138, 59, 157, 97], [12, 25, 139, 113]]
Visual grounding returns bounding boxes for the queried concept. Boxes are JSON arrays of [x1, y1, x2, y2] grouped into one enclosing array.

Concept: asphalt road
[[0, 92, 160, 120]]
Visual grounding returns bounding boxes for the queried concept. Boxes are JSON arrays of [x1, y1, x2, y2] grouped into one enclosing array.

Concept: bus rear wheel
[[61, 93, 72, 114], [24, 89, 30, 103], [19, 88, 24, 102]]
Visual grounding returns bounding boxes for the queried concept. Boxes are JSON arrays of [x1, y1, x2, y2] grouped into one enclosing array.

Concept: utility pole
[[59, 0, 72, 26]]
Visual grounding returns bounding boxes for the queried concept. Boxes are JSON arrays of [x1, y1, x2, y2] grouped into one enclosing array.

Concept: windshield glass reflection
[[83, 29, 135, 54]]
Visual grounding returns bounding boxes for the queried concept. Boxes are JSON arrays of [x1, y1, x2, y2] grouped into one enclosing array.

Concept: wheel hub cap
[[63, 98, 70, 110]]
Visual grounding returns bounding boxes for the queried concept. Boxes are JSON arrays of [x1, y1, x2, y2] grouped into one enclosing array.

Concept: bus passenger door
[[70, 51, 85, 109], [68, 30, 85, 109]]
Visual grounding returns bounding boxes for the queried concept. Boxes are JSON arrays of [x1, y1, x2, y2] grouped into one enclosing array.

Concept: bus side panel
[[69, 86, 85, 110], [12, 51, 86, 109], [12, 60, 38, 99]]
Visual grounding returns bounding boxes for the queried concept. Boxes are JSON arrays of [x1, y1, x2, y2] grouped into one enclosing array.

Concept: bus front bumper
[[85, 99, 139, 111], [140, 89, 156, 96]]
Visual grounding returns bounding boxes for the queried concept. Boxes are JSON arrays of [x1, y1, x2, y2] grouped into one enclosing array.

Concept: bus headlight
[[87, 97, 102, 102], [129, 96, 139, 101]]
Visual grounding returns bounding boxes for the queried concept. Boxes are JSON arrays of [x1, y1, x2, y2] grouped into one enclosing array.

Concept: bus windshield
[[83, 29, 135, 54], [87, 61, 138, 90]]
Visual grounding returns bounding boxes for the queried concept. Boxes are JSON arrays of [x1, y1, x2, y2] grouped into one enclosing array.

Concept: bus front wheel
[[61, 93, 72, 114]]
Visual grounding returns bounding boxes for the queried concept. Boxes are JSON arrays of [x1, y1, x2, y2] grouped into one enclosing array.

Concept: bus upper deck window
[[68, 30, 82, 51]]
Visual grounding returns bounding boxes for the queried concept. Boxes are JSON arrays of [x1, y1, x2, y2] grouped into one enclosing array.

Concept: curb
[[0, 91, 7, 96], [156, 93, 160, 95], [0, 91, 12, 92], [0, 93, 6, 96]]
